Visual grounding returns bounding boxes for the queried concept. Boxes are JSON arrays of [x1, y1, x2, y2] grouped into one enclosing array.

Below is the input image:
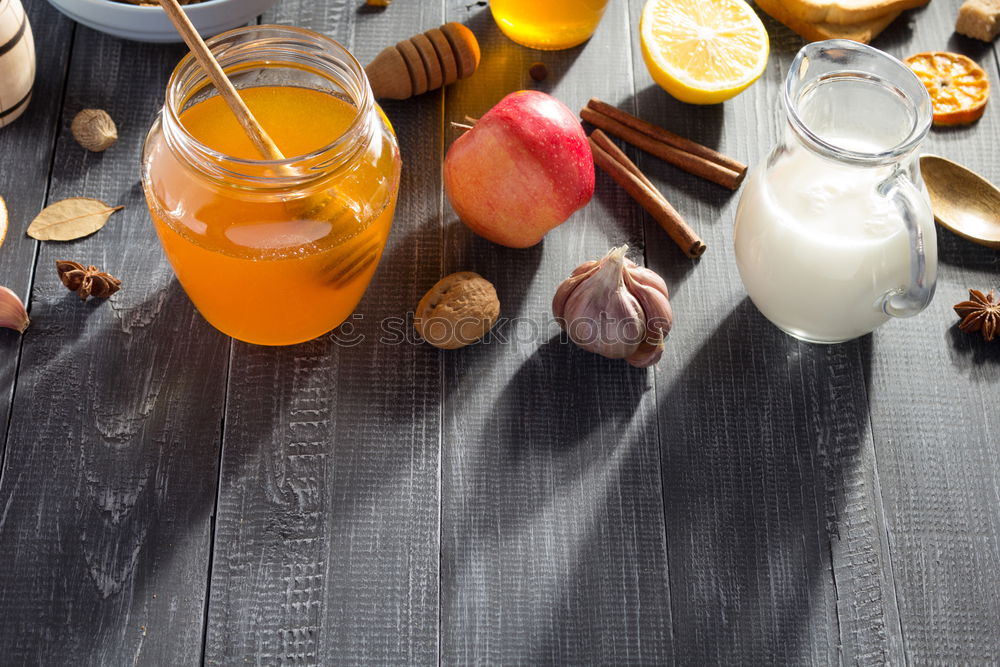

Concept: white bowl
[[46, 0, 281, 43]]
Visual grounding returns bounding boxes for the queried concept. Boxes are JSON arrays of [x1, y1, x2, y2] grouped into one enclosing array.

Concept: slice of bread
[[755, 0, 902, 43], [778, 0, 929, 25]]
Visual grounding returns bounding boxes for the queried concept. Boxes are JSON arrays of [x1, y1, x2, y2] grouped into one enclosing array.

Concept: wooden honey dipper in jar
[[151, 1, 484, 344], [365, 22, 481, 99]]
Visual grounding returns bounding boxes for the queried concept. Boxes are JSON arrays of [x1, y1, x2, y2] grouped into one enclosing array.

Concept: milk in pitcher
[[733, 40, 936, 343], [734, 136, 931, 342]]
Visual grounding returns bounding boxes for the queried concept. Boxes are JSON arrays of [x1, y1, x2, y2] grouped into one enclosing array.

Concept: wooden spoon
[[157, 0, 284, 161], [921, 154, 1000, 250]]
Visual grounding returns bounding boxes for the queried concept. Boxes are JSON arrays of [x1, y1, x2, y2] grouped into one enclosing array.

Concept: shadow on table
[[654, 298, 876, 662], [948, 323, 1000, 368], [0, 280, 229, 661], [611, 85, 736, 209], [936, 224, 1000, 270], [441, 331, 662, 662]]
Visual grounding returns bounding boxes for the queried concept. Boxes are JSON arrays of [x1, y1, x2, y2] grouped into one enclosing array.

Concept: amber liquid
[[144, 86, 399, 345], [490, 0, 609, 50]]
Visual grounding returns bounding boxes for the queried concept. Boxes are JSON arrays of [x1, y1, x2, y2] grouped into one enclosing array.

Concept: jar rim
[[783, 39, 932, 166], [163, 24, 374, 184]]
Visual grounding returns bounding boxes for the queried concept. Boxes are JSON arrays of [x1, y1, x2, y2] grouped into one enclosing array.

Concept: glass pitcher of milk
[[734, 40, 936, 343]]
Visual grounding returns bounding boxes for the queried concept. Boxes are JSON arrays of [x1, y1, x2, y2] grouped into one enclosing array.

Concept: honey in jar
[[490, 0, 610, 50], [141, 26, 401, 346]]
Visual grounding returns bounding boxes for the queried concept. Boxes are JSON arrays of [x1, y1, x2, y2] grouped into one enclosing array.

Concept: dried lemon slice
[[639, 0, 769, 105], [905, 51, 990, 126]]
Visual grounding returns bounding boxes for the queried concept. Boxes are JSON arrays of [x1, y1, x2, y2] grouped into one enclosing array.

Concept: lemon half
[[640, 0, 769, 105]]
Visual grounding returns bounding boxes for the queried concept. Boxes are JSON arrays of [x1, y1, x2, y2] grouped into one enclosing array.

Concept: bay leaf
[[0, 196, 7, 248], [26, 197, 123, 241]]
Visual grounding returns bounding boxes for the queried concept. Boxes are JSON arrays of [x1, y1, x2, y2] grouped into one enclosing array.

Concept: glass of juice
[[141, 26, 401, 346], [490, 0, 611, 50]]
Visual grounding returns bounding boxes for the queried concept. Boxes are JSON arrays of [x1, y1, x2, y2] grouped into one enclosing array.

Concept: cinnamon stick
[[591, 130, 659, 193], [581, 106, 745, 190], [587, 98, 747, 176], [588, 135, 706, 259]]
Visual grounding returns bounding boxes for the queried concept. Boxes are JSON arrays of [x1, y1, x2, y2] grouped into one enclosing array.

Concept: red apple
[[444, 90, 595, 248]]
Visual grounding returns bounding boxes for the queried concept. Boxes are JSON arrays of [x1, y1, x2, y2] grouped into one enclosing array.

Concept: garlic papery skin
[[553, 245, 673, 367], [554, 245, 646, 360], [0, 286, 29, 334]]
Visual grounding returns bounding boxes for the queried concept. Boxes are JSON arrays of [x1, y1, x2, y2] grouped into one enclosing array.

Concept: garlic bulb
[[552, 245, 672, 368], [0, 286, 29, 334]]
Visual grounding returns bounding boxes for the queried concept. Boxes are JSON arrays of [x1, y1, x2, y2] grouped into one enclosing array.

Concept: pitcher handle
[[879, 171, 935, 319]]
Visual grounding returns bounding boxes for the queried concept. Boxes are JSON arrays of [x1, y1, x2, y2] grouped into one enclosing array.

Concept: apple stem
[[464, 115, 479, 125], [450, 121, 475, 132]]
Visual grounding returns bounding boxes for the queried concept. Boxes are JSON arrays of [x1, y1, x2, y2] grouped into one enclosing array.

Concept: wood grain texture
[[439, 2, 673, 664], [862, 0, 1000, 662], [628, 0, 908, 662], [203, 2, 443, 664], [0, 1, 997, 664], [0, 27, 230, 666], [0, 1, 72, 471]]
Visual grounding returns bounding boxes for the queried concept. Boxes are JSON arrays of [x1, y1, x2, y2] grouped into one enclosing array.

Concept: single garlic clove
[[553, 260, 601, 305], [0, 286, 29, 334], [559, 246, 646, 359], [626, 340, 664, 368], [626, 264, 670, 299], [552, 262, 601, 321], [623, 267, 673, 337], [570, 259, 600, 277]]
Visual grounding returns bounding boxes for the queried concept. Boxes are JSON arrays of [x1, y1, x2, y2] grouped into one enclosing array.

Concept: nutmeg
[[414, 271, 500, 349], [71, 109, 118, 152]]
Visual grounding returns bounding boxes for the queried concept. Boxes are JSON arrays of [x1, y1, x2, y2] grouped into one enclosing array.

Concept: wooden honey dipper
[[365, 23, 481, 99]]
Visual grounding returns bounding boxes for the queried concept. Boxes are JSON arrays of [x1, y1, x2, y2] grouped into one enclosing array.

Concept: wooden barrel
[[0, 0, 35, 128]]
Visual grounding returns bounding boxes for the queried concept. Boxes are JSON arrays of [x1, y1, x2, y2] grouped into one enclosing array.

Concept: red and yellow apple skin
[[444, 90, 595, 248]]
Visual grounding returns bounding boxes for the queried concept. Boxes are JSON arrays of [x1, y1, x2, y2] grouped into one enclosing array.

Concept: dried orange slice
[[904, 51, 990, 126]]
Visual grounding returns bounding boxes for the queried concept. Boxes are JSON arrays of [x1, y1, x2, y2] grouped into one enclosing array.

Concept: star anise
[[953, 289, 999, 342], [55, 260, 122, 301]]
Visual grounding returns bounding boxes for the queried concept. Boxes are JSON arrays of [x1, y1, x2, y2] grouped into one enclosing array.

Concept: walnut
[[414, 272, 499, 349]]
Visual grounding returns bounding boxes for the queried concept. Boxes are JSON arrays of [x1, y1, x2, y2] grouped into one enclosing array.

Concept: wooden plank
[[0, 2, 73, 465], [0, 25, 230, 667], [862, 1, 1000, 662], [203, 2, 443, 663], [626, 0, 908, 662], [439, 2, 673, 664]]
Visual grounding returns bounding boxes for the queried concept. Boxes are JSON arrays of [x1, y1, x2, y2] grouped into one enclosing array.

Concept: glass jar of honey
[[141, 26, 401, 346], [490, 0, 610, 50]]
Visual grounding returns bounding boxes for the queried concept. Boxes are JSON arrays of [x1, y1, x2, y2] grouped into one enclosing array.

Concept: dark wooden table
[[1, 0, 998, 664]]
